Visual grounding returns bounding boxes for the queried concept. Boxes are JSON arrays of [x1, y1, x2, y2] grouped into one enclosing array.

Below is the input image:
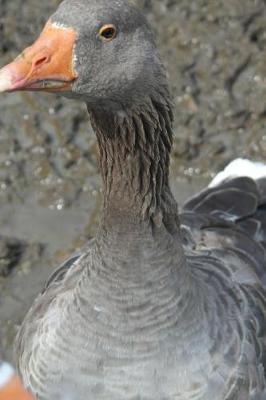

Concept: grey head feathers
[[51, 0, 168, 110]]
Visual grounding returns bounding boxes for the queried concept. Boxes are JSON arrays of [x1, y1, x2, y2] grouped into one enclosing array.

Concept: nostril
[[34, 56, 48, 68]]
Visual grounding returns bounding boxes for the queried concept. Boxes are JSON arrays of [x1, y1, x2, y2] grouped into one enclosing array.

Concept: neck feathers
[[88, 92, 179, 234]]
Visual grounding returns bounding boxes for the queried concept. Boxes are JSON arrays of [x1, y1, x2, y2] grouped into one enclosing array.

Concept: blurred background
[[0, 0, 266, 362]]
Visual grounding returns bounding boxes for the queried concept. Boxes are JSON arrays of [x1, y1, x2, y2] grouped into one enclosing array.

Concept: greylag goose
[[0, 0, 266, 399]]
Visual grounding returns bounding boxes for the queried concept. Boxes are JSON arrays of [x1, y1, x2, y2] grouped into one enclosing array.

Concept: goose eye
[[99, 24, 117, 41]]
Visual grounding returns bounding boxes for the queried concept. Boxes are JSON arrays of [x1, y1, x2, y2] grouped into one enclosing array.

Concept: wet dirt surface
[[0, 0, 266, 362]]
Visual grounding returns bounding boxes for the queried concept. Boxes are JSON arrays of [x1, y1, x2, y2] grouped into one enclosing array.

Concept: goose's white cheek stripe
[[51, 21, 71, 30]]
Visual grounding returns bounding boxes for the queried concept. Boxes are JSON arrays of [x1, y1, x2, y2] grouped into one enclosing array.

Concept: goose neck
[[88, 96, 179, 234]]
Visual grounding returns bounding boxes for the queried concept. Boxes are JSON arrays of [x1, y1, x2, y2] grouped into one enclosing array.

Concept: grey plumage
[[8, 0, 266, 399]]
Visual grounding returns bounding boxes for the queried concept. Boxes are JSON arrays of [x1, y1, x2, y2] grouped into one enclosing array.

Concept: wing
[[14, 240, 94, 378], [43, 251, 84, 292], [181, 159, 266, 396], [42, 238, 95, 292], [181, 175, 266, 284]]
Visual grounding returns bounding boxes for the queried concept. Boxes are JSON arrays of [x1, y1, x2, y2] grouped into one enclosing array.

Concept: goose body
[[0, 1, 266, 399]]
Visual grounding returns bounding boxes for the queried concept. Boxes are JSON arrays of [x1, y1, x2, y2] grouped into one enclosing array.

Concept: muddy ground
[[0, 0, 266, 362]]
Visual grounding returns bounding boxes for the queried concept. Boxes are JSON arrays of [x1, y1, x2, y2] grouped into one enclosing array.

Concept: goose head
[[0, 0, 166, 111]]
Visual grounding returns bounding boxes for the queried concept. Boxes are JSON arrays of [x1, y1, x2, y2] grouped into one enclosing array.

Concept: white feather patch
[[51, 21, 70, 30], [0, 362, 14, 388], [209, 158, 266, 188]]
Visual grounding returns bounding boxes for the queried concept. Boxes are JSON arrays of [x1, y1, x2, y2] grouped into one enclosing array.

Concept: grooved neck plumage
[[88, 94, 179, 234], [83, 94, 198, 329]]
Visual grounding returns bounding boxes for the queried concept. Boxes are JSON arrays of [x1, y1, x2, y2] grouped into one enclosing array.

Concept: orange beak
[[0, 21, 78, 93]]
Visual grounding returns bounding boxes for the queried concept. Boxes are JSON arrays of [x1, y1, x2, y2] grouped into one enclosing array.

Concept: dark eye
[[99, 24, 117, 41]]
